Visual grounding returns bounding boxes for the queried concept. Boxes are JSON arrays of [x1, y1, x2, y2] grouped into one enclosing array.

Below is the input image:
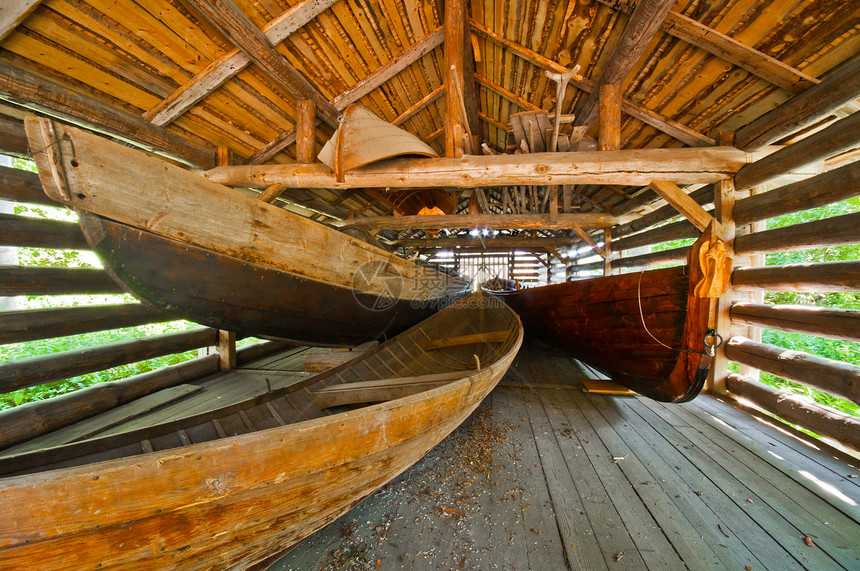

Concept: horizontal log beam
[[391, 236, 577, 248], [0, 304, 179, 345], [735, 54, 860, 151], [0, 61, 215, 168], [735, 111, 860, 190], [0, 266, 122, 296], [733, 161, 860, 226], [0, 213, 88, 249], [335, 212, 627, 230], [730, 303, 860, 342], [0, 327, 218, 394], [725, 337, 859, 404], [612, 218, 699, 252], [0, 165, 57, 206], [0, 354, 220, 450], [732, 260, 860, 293], [613, 245, 688, 269], [725, 373, 860, 452], [733, 211, 860, 256], [205, 146, 752, 189]]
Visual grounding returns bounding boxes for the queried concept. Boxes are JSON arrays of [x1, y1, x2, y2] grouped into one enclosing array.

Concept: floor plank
[[272, 342, 860, 570]]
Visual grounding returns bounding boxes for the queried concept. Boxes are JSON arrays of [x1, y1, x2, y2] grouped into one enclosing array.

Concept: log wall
[[0, 134, 274, 438], [560, 107, 860, 452]]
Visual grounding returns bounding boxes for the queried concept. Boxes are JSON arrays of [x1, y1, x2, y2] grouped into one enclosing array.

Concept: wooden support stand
[[580, 378, 637, 396]]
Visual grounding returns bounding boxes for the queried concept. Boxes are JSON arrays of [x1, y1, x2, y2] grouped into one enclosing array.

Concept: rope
[[636, 270, 714, 356]]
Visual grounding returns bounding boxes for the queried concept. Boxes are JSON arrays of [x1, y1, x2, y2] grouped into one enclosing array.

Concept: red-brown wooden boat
[[499, 226, 730, 402]]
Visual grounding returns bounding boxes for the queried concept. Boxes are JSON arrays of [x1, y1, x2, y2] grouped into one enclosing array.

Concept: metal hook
[[703, 328, 723, 357]]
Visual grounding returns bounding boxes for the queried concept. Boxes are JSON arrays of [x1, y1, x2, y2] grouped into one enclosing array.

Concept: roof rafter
[[391, 236, 578, 248], [188, 0, 339, 128], [147, 0, 339, 128], [0, 0, 42, 42], [574, 0, 676, 129], [596, 0, 818, 94], [475, 74, 541, 111], [471, 20, 714, 147], [332, 26, 444, 111], [247, 40, 448, 165]]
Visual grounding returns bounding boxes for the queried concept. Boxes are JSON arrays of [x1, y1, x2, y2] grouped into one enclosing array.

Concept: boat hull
[[81, 213, 454, 346], [24, 119, 469, 347], [0, 293, 523, 568], [501, 266, 710, 402]]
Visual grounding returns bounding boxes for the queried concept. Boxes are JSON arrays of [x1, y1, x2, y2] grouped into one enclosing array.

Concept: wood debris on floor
[[271, 342, 860, 570]]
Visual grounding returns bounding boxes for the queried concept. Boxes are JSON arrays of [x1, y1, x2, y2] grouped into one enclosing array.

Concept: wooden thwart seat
[[423, 330, 509, 350], [314, 369, 476, 408]]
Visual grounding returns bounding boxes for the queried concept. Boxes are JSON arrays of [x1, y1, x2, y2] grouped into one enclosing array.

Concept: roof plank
[[145, 0, 338, 127], [0, 60, 215, 168]]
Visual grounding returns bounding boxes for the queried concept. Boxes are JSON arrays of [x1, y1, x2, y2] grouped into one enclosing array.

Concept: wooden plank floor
[[271, 342, 860, 570]]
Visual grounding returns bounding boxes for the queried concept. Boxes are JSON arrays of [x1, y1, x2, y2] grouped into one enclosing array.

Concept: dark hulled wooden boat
[[0, 292, 523, 568], [499, 227, 729, 402], [24, 118, 468, 346]]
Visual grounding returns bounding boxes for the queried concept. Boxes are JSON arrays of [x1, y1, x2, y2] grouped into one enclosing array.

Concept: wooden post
[[708, 132, 736, 394], [216, 146, 237, 371], [217, 330, 237, 371], [444, 0, 475, 158], [598, 84, 622, 151], [738, 185, 765, 380], [603, 228, 613, 276], [216, 145, 232, 167], [296, 99, 316, 164], [562, 185, 572, 213], [468, 191, 479, 215]]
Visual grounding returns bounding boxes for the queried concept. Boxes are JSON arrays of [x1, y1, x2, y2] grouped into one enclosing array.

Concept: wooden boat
[[0, 291, 523, 568], [24, 118, 468, 346], [498, 226, 730, 402]]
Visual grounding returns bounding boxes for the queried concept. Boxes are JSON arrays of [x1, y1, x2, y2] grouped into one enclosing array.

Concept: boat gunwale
[[0, 293, 524, 558]]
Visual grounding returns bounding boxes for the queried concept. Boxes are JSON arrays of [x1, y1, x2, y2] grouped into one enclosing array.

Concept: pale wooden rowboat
[[0, 292, 522, 569]]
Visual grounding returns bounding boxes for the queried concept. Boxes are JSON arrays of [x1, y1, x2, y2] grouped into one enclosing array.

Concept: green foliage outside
[[651, 196, 859, 418], [0, 157, 264, 410], [757, 197, 860, 418]]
